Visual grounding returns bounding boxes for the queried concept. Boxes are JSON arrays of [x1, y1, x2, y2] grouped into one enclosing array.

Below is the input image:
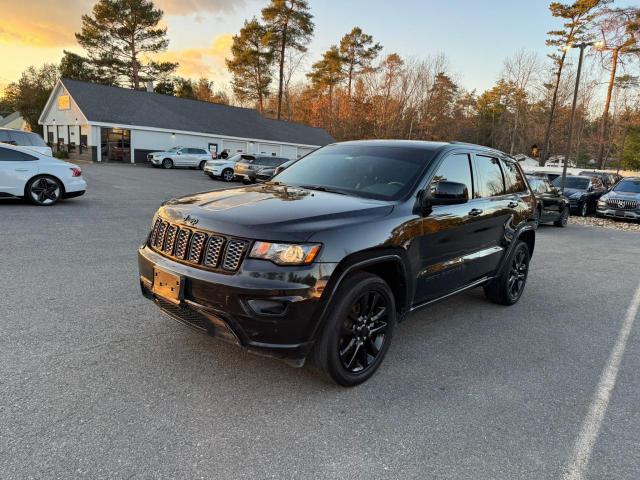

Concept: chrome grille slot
[[175, 228, 191, 259], [154, 220, 168, 249], [150, 218, 163, 246], [188, 232, 207, 263], [203, 236, 225, 267], [163, 225, 178, 254], [222, 240, 248, 271], [607, 199, 638, 210]]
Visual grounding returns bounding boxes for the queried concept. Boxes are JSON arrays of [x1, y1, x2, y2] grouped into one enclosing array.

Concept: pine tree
[[339, 27, 382, 98], [75, 0, 177, 89], [307, 46, 345, 130], [262, 0, 314, 119], [226, 19, 274, 113]]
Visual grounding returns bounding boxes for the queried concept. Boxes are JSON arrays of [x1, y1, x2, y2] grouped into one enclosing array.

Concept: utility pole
[[559, 42, 596, 193]]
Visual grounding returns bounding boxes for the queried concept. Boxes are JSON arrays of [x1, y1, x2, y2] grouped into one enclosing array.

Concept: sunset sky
[[0, 0, 635, 94]]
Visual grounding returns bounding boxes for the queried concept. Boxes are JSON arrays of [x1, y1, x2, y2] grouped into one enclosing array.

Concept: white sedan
[[0, 143, 87, 206], [203, 153, 246, 182]]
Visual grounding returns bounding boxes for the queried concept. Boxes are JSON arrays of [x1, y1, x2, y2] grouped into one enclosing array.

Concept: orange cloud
[[154, 34, 233, 80]]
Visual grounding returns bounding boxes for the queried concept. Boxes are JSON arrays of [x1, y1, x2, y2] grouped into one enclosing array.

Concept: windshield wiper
[[298, 184, 348, 195]]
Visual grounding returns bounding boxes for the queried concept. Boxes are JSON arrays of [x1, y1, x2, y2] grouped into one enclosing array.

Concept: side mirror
[[422, 181, 469, 212]]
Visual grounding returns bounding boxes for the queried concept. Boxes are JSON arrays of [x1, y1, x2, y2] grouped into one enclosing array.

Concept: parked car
[[552, 175, 606, 216], [578, 170, 618, 189], [138, 140, 537, 386], [203, 153, 246, 182], [529, 171, 561, 183], [0, 143, 86, 206], [526, 174, 570, 227], [234, 155, 291, 183], [596, 176, 640, 222], [147, 147, 211, 170], [255, 159, 296, 182], [0, 128, 52, 156]]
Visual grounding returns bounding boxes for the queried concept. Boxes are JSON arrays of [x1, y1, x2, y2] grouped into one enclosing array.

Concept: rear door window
[[0, 146, 36, 161], [474, 155, 505, 198]]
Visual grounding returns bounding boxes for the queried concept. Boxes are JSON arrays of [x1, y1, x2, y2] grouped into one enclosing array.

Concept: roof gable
[[57, 78, 334, 147]]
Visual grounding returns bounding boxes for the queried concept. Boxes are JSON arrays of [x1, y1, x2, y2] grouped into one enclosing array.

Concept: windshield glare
[[613, 180, 640, 194], [553, 176, 589, 190], [168, 147, 181, 152], [274, 144, 436, 200]]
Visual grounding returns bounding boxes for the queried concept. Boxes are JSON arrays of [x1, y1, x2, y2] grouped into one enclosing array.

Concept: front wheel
[[579, 202, 588, 217], [310, 272, 396, 386], [554, 206, 569, 227], [26, 175, 62, 206], [484, 241, 530, 306], [162, 158, 173, 169], [221, 168, 235, 182]]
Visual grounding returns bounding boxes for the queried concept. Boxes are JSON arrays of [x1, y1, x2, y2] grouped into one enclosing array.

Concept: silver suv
[[597, 177, 640, 221], [0, 128, 52, 156], [147, 147, 212, 170]]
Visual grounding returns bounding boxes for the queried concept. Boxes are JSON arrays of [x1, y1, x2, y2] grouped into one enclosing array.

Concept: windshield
[[168, 147, 181, 152], [613, 179, 640, 194], [226, 154, 244, 162], [273, 144, 436, 200], [553, 176, 589, 190]]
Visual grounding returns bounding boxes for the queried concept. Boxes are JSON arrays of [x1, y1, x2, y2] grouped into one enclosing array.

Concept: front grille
[[148, 219, 249, 273], [607, 199, 638, 210]]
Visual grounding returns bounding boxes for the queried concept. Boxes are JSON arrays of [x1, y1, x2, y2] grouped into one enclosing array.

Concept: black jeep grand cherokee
[[139, 140, 536, 386]]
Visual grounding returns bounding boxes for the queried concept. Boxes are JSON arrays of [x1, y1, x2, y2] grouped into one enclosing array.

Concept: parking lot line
[[561, 281, 640, 480]]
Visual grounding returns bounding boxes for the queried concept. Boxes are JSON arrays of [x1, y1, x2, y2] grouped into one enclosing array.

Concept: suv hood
[[604, 191, 640, 201], [157, 184, 394, 241], [563, 187, 587, 197]]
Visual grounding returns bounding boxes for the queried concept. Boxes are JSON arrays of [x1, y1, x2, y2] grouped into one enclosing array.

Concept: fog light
[[247, 299, 288, 316]]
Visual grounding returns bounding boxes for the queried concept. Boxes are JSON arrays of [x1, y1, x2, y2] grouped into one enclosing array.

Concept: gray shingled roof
[[60, 78, 334, 146]]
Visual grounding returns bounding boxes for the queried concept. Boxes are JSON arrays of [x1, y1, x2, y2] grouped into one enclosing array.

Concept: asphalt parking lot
[[1, 163, 639, 479]]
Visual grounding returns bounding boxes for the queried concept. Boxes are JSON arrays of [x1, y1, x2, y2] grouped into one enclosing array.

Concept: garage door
[[298, 147, 316, 158], [223, 140, 247, 154], [258, 143, 280, 156]]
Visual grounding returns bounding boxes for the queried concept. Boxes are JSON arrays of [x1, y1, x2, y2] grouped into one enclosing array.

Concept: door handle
[[468, 208, 483, 216], [15, 168, 28, 172], [508, 201, 519, 208]]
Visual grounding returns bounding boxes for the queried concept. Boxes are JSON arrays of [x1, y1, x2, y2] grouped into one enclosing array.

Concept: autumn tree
[[339, 27, 382, 98], [262, 0, 314, 119], [307, 46, 345, 130], [226, 19, 273, 112], [75, 0, 177, 89], [3, 64, 58, 135], [541, 0, 604, 164], [594, 6, 640, 167]]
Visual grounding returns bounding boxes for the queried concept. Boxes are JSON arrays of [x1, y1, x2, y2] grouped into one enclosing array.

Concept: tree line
[[1, 0, 639, 169]]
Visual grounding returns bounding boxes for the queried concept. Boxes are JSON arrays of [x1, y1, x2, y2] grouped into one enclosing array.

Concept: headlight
[[249, 241, 321, 265]]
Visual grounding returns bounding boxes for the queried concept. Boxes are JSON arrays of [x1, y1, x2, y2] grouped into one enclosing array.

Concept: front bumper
[[203, 165, 222, 175], [138, 245, 338, 365], [596, 207, 640, 221]]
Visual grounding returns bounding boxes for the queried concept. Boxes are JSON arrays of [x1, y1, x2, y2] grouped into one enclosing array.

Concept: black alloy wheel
[[27, 176, 62, 206], [484, 240, 530, 305], [222, 168, 235, 182], [162, 158, 173, 169], [554, 206, 569, 227], [310, 272, 396, 386]]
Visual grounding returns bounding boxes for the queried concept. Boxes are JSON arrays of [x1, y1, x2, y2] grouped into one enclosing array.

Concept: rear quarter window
[[501, 159, 527, 193]]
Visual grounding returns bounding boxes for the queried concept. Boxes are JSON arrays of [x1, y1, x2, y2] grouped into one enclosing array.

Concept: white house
[[38, 78, 334, 163]]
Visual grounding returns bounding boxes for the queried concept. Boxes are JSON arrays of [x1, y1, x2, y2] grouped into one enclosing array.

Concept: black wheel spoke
[[369, 321, 387, 335], [346, 342, 362, 369], [339, 337, 357, 358], [365, 337, 380, 356], [370, 307, 387, 323]]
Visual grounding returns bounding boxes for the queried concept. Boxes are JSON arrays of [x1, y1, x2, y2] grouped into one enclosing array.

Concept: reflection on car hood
[[563, 188, 586, 196], [158, 184, 394, 241], [605, 191, 640, 201]]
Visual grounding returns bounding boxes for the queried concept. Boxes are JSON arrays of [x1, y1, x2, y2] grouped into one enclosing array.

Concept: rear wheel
[[162, 158, 173, 169], [554, 206, 569, 227], [26, 175, 62, 206], [310, 272, 395, 386], [484, 241, 530, 306], [222, 168, 235, 182]]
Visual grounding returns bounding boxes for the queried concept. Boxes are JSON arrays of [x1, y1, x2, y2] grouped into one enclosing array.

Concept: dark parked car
[[138, 140, 536, 386], [526, 174, 570, 227], [255, 159, 296, 182], [578, 170, 619, 189], [552, 175, 606, 217], [596, 177, 640, 222], [529, 171, 561, 183], [234, 155, 290, 183]]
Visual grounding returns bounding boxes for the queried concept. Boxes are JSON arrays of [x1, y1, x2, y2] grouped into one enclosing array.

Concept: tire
[[579, 201, 588, 217], [554, 206, 569, 227], [242, 178, 251, 185], [222, 168, 235, 182], [310, 272, 396, 386], [484, 241, 530, 306], [162, 158, 173, 169], [198, 160, 206, 170], [26, 175, 63, 206]]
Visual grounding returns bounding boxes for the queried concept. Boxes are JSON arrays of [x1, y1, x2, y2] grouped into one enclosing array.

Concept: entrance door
[[101, 128, 131, 162]]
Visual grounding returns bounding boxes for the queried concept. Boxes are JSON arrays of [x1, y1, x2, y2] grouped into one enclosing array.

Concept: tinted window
[[552, 176, 589, 190], [475, 155, 505, 197], [275, 144, 436, 200], [0, 146, 36, 161], [8, 131, 31, 145], [501, 159, 527, 193], [0, 130, 11, 143], [430, 153, 473, 197], [613, 179, 640, 193], [26, 132, 47, 147]]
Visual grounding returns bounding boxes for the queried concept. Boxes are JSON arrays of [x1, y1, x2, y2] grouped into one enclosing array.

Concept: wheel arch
[[23, 173, 66, 198]]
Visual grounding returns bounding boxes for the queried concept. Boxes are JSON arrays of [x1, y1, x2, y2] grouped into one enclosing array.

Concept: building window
[[101, 127, 131, 162]]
